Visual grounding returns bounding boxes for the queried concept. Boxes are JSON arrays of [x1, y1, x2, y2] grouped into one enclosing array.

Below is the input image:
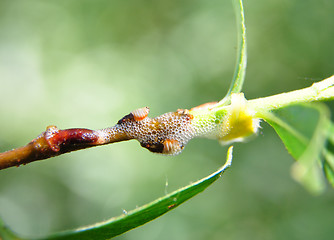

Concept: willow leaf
[[218, 0, 247, 106], [42, 147, 233, 240], [264, 104, 330, 194]]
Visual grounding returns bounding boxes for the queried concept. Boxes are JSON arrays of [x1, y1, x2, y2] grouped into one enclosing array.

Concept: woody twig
[[0, 107, 196, 170]]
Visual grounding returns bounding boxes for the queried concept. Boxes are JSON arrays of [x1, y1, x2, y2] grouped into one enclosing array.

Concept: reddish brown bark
[[0, 107, 194, 170], [0, 126, 106, 169]]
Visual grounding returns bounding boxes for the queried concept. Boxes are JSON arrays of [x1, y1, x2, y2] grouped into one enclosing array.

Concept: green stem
[[191, 76, 334, 143], [247, 75, 334, 117]]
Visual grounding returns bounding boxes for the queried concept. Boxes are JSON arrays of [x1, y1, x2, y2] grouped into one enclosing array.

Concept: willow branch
[[0, 107, 195, 170], [1, 76, 334, 170], [0, 126, 126, 170]]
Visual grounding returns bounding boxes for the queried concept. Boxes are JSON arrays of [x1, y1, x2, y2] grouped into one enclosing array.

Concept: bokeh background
[[1, 0, 334, 239]]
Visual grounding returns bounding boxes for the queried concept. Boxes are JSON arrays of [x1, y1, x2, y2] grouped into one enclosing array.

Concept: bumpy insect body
[[96, 93, 260, 156], [112, 107, 195, 155], [108, 94, 259, 155]]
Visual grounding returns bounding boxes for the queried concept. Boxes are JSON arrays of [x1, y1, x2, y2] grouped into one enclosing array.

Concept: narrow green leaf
[[229, 0, 247, 95], [323, 152, 334, 188], [42, 147, 233, 240], [323, 123, 334, 187], [219, 0, 247, 106], [264, 104, 330, 194]]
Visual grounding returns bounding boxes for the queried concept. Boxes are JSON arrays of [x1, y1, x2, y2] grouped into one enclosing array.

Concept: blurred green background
[[1, 0, 334, 239]]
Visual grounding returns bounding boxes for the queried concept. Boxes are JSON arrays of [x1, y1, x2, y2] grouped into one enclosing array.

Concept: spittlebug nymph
[[162, 139, 183, 155], [131, 107, 150, 121]]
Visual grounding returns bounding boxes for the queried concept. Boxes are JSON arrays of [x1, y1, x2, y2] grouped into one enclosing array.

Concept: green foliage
[[0, 218, 23, 240], [264, 104, 333, 193], [1, 0, 334, 239], [323, 124, 334, 187], [219, 0, 247, 106], [45, 147, 232, 240], [0, 149, 232, 240]]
